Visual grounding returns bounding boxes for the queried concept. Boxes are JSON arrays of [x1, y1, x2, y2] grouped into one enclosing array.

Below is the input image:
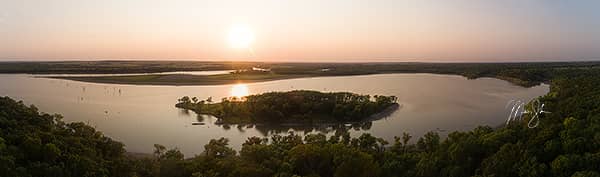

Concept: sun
[[228, 24, 255, 49]]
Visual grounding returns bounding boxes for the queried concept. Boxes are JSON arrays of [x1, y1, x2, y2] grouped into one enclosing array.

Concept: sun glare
[[230, 84, 250, 98], [228, 24, 255, 49]]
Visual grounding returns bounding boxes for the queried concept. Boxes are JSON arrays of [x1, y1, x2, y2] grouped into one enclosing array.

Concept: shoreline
[[45, 72, 539, 87], [45, 73, 314, 86]]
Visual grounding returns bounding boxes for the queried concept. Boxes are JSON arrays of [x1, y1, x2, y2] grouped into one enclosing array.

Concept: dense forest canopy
[[1, 64, 599, 177], [0, 97, 131, 176], [175, 90, 399, 124]]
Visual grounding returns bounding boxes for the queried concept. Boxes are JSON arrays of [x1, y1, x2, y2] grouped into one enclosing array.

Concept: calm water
[[0, 73, 548, 156]]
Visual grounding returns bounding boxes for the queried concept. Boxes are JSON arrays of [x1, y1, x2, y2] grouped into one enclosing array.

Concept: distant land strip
[[2, 61, 599, 86]]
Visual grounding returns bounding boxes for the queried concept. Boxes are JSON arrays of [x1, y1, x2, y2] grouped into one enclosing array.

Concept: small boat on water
[[191, 122, 205, 125]]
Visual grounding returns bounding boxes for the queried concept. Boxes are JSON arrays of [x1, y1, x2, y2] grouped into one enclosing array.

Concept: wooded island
[[175, 90, 398, 124]]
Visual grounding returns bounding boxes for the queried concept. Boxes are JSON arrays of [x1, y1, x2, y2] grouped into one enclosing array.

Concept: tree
[[204, 138, 236, 158], [417, 132, 440, 152], [154, 144, 167, 157]]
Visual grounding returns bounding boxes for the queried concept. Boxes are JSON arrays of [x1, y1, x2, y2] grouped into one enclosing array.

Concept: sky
[[1, 0, 600, 62]]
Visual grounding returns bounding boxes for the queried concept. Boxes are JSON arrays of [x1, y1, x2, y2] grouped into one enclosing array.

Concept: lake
[[0, 73, 548, 156]]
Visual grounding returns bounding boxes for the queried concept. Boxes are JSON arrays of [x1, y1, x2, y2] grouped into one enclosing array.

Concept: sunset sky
[[1, 0, 600, 62]]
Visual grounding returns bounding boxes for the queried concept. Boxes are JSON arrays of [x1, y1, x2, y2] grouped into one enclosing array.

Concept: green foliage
[[0, 96, 133, 177], [176, 90, 398, 123]]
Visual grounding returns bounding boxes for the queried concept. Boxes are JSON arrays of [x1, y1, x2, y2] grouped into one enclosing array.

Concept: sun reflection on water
[[230, 84, 249, 98]]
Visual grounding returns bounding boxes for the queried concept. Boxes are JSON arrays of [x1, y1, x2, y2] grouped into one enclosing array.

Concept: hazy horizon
[[1, 58, 600, 63], [2, 0, 600, 62]]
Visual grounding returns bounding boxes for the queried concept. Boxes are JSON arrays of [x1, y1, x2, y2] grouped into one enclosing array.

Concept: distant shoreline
[[46, 73, 313, 86], [44, 73, 527, 87], [45, 72, 538, 87], [3, 60, 598, 86]]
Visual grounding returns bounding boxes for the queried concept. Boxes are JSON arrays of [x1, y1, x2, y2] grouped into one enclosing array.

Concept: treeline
[[175, 90, 398, 124], [0, 97, 131, 176]]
